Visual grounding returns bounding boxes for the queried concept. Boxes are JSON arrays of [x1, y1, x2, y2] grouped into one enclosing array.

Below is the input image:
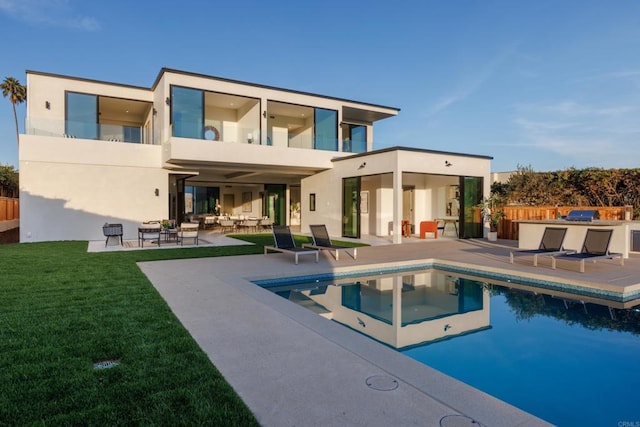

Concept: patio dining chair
[[102, 223, 123, 247], [259, 217, 273, 230], [238, 219, 258, 233], [178, 223, 199, 246], [138, 223, 161, 247], [219, 219, 235, 234], [203, 216, 217, 229]]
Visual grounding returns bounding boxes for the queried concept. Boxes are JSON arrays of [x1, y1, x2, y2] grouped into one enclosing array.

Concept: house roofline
[[332, 146, 493, 162], [153, 68, 401, 113], [26, 68, 401, 115], [26, 70, 151, 91]]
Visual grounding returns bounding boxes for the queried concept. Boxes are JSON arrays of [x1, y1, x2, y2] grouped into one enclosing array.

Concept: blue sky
[[1, 0, 639, 172]]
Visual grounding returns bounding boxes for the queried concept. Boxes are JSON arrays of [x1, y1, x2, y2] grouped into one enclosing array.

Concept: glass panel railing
[[26, 118, 148, 144], [170, 119, 260, 145], [286, 132, 314, 149], [342, 139, 366, 153], [268, 129, 339, 152]]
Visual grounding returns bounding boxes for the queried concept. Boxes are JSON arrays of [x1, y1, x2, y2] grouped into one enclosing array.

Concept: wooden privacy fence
[[0, 197, 19, 222], [496, 206, 630, 240]]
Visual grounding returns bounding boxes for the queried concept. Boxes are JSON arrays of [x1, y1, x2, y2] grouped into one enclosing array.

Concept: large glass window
[[171, 86, 203, 139], [342, 124, 367, 153], [65, 92, 149, 143], [184, 185, 220, 215], [314, 108, 338, 151], [66, 92, 97, 139]]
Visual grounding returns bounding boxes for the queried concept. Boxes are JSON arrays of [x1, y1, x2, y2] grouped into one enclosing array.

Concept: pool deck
[[136, 237, 640, 426]]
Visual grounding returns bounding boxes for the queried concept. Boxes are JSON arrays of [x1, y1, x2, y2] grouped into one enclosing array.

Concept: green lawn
[[0, 235, 283, 426], [0, 233, 365, 425]]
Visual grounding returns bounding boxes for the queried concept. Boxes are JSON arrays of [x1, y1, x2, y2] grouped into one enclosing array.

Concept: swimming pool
[[258, 268, 640, 426]]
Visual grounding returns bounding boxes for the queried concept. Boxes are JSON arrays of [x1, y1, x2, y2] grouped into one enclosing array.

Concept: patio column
[[393, 169, 403, 244]]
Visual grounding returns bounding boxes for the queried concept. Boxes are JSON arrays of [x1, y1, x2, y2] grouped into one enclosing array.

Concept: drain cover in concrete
[[365, 375, 399, 391], [440, 414, 482, 426]]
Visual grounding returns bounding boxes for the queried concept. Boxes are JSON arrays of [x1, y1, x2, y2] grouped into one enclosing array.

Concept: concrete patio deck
[[135, 235, 639, 426]]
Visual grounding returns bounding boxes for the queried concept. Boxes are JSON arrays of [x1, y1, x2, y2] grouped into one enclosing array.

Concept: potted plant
[[480, 195, 505, 241]]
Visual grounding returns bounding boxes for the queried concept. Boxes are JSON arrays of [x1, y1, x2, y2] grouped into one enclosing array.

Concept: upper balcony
[[166, 86, 371, 155], [26, 117, 151, 144], [26, 94, 154, 144]]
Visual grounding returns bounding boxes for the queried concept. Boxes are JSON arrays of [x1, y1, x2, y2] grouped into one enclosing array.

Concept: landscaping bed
[[0, 227, 18, 245]]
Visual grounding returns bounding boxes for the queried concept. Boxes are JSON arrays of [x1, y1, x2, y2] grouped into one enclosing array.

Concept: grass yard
[[0, 236, 286, 426], [0, 233, 365, 425]]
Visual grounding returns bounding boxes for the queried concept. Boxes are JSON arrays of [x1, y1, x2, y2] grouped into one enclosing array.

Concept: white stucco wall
[[301, 149, 492, 240], [20, 135, 168, 242], [27, 72, 153, 138]]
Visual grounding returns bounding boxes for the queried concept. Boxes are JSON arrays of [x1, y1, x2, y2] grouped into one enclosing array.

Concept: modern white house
[[19, 68, 492, 243]]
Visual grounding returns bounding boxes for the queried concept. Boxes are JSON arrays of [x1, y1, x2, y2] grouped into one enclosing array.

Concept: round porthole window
[[204, 126, 220, 141]]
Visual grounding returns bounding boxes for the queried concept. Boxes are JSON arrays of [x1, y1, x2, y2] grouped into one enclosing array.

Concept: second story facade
[[20, 68, 402, 242], [25, 68, 400, 172]]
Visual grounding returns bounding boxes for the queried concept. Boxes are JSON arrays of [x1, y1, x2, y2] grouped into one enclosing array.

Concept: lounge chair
[[551, 228, 623, 273], [302, 224, 357, 260], [264, 225, 319, 264], [510, 227, 571, 266]]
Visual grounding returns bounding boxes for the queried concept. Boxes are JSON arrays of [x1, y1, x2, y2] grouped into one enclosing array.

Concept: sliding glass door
[[342, 177, 360, 238], [459, 176, 483, 238], [265, 184, 286, 226]]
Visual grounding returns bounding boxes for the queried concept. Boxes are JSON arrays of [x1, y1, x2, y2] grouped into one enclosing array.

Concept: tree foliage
[[496, 165, 640, 217], [0, 165, 18, 197], [1, 76, 27, 146]]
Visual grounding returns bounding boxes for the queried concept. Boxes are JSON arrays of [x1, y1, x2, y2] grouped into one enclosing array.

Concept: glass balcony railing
[[26, 118, 149, 144], [171, 119, 260, 145]]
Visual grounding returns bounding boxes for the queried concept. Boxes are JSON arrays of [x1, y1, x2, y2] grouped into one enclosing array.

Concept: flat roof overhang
[[342, 106, 397, 123], [164, 159, 328, 184], [332, 146, 493, 162], [163, 137, 349, 184]]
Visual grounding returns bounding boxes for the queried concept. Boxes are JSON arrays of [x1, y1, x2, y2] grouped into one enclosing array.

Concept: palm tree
[[1, 76, 27, 146]]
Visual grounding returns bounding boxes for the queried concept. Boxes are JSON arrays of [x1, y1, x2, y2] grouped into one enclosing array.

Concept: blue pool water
[[260, 269, 640, 426], [403, 289, 640, 426]]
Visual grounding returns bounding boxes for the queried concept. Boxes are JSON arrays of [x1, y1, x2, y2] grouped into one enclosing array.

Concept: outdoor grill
[[565, 210, 600, 222]]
